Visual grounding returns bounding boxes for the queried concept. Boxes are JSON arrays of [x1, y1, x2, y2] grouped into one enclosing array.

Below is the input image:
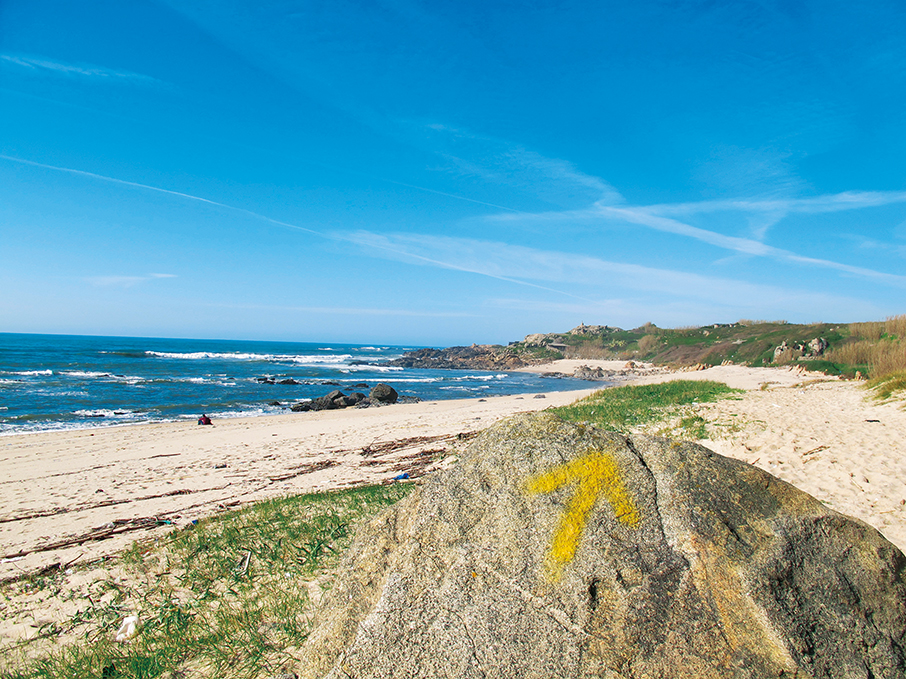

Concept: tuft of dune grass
[[866, 369, 906, 405], [1, 483, 413, 679]]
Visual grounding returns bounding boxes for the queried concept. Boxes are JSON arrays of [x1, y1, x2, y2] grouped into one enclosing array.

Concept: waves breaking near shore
[[0, 334, 591, 434]]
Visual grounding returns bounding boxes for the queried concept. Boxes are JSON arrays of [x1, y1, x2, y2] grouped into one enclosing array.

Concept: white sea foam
[[62, 370, 112, 378], [282, 354, 355, 364], [146, 350, 365, 367], [13, 369, 53, 376], [61, 371, 146, 384], [177, 404, 286, 420], [36, 389, 89, 397], [74, 409, 141, 418], [1, 417, 166, 436], [147, 351, 271, 360]]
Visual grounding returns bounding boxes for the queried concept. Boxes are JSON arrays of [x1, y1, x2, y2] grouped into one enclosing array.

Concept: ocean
[[0, 333, 591, 434]]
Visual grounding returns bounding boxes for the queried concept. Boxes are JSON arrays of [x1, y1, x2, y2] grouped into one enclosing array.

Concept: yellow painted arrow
[[524, 449, 640, 582]]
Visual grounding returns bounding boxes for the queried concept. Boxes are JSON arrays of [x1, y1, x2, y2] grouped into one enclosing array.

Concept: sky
[[1, 0, 905, 345]]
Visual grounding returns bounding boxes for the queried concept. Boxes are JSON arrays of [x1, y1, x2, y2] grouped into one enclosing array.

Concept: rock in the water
[[308, 395, 339, 411], [369, 383, 398, 404], [296, 412, 906, 679]]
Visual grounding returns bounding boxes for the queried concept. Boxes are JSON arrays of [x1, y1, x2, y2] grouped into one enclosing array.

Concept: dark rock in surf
[[369, 383, 398, 404]]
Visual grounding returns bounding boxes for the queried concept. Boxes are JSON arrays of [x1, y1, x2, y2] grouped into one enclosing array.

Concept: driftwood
[[0, 462, 116, 485], [1, 431, 479, 579], [267, 459, 337, 482], [360, 448, 446, 468], [3, 517, 170, 560], [360, 431, 476, 458], [0, 485, 232, 525]]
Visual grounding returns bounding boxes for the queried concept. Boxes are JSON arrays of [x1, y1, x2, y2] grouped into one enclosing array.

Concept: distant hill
[[512, 317, 905, 380], [391, 317, 906, 383]]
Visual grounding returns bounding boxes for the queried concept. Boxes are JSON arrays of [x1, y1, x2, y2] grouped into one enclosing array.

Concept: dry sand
[[0, 388, 596, 582], [521, 359, 906, 548], [2, 361, 905, 647]]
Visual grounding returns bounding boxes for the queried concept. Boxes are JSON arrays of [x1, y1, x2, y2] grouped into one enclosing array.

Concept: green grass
[[866, 369, 906, 404], [675, 414, 709, 439], [551, 380, 743, 434], [1, 483, 412, 679]]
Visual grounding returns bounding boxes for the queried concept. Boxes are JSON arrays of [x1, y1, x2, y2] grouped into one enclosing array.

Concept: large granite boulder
[[369, 382, 398, 404], [296, 412, 906, 678]]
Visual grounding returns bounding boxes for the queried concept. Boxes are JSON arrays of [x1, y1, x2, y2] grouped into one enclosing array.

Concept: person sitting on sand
[[198, 414, 212, 425]]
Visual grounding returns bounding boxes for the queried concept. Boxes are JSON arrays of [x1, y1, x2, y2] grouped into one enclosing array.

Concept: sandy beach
[[2, 361, 905, 647], [0, 387, 598, 582]]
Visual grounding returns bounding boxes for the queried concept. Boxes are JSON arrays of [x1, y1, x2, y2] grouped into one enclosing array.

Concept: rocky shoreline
[[384, 345, 547, 370], [384, 345, 672, 383], [290, 382, 413, 412]]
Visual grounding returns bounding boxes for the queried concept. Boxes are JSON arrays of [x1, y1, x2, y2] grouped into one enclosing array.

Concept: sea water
[[0, 333, 592, 434]]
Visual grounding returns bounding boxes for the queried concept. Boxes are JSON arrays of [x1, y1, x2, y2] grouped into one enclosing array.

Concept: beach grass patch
[[552, 380, 742, 434], [0, 483, 412, 679], [866, 369, 906, 404]]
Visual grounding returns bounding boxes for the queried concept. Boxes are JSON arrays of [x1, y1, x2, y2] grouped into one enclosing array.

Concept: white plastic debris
[[115, 615, 139, 642]]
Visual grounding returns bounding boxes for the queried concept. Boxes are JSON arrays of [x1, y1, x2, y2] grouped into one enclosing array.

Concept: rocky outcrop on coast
[[296, 412, 906, 678], [291, 383, 407, 412], [386, 345, 547, 370]]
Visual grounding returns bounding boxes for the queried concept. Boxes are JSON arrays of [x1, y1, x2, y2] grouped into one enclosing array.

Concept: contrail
[[0, 154, 581, 298], [0, 154, 326, 238]]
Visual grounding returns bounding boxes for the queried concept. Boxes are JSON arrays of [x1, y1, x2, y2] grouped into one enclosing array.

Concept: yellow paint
[[524, 449, 640, 581]]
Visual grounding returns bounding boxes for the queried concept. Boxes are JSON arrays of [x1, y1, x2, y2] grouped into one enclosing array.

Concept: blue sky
[[1, 0, 905, 345]]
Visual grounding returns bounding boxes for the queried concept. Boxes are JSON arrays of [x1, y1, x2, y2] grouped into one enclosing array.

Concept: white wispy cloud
[[595, 204, 906, 285], [641, 190, 906, 216], [337, 231, 879, 314], [0, 154, 327, 239], [416, 123, 623, 207], [86, 274, 178, 288], [1, 54, 159, 84], [488, 193, 906, 286]]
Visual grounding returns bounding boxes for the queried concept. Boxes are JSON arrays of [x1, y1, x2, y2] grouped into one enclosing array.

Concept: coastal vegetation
[[512, 315, 906, 400], [1, 484, 412, 679], [391, 315, 906, 402], [551, 380, 743, 437]]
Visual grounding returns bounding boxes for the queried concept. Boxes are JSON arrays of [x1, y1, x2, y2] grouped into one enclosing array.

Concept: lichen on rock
[[296, 412, 906, 679]]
